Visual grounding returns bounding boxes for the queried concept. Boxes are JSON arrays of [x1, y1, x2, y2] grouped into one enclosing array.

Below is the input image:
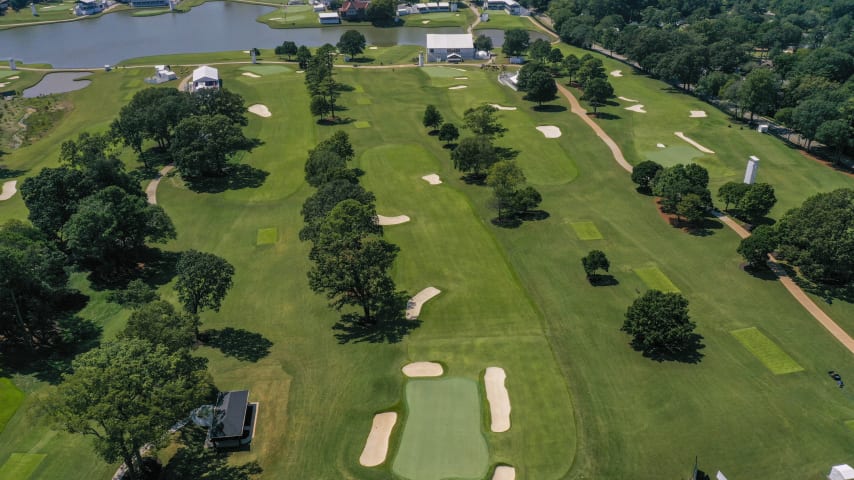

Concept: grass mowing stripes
[[731, 327, 804, 375], [570, 221, 603, 240], [356, 97, 373, 105], [0, 453, 47, 480], [633, 266, 680, 292], [239, 65, 293, 75], [256, 227, 278, 245], [354, 120, 371, 129], [0, 379, 24, 433]]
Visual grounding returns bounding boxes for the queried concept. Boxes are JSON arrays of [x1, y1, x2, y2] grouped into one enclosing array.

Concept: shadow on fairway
[[634, 333, 705, 364], [332, 293, 421, 344], [186, 164, 269, 193], [592, 112, 621, 120], [533, 104, 567, 113], [684, 217, 724, 237], [743, 263, 778, 282], [162, 426, 262, 480], [0, 167, 27, 179], [491, 210, 550, 229], [587, 274, 619, 286], [201, 327, 273, 362]]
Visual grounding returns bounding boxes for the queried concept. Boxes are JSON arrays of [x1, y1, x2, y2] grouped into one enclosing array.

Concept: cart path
[[145, 164, 175, 205]]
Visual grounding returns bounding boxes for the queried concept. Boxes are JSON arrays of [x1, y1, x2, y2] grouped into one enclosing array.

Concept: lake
[[23, 72, 92, 97]]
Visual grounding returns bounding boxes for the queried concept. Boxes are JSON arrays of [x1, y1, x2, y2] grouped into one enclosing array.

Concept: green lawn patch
[[0, 379, 24, 433], [356, 97, 372, 105], [0, 71, 19, 80], [845, 420, 854, 432], [0, 453, 47, 480], [354, 120, 371, 129], [421, 66, 467, 78], [256, 227, 278, 246], [240, 65, 292, 76], [392, 378, 489, 480], [731, 327, 804, 375], [570, 221, 603, 240], [633, 266, 680, 292], [643, 145, 702, 167]]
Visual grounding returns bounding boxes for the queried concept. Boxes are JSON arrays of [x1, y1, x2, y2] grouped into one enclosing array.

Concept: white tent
[[829, 465, 854, 480]]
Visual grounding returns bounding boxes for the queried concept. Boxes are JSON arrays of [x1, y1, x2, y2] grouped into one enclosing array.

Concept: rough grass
[[0, 453, 47, 480], [569, 221, 603, 240], [256, 227, 278, 245], [633, 266, 680, 292], [731, 327, 805, 375], [0, 379, 24, 433]]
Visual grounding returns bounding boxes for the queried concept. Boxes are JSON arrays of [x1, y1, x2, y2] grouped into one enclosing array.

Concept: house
[[74, 0, 106, 16], [318, 11, 340, 23], [207, 390, 257, 449], [339, 0, 369, 19], [485, 0, 520, 14], [426, 33, 475, 63], [191, 65, 220, 92], [130, 0, 170, 6]]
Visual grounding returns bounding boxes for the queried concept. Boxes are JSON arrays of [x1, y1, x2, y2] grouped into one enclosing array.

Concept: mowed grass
[[0, 379, 24, 433], [354, 120, 371, 128], [392, 378, 488, 480], [633, 266, 680, 292], [0, 453, 46, 480], [256, 227, 278, 245], [731, 327, 805, 375], [570, 221, 603, 240], [239, 65, 292, 76]]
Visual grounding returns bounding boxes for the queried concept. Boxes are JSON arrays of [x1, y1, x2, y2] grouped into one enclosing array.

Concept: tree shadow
[[86, 248, 179, 291], [332, 291, 419, 344], [532, 104, 567, 113], [348, 57, 375, 63], [461, 173, 487, 185], [335, 83, 356, 92], [0, 167, 27, 179], [634, 186, 654, 196], [635, 333, 705, 364], [317, 117, 355, 126], [491, 216, 523, 228], [185, 164, 269, 193], [794, 277, 854, 305], [593, 112, 621, 120], [685, 217, 724, 237], [441, 142, 458, 150], [162, 426, 262, 480], [518, 209, 550, 221], [587, 274, 619, 286], [200, 327, 273, 362], [495, 146, 519, 160]]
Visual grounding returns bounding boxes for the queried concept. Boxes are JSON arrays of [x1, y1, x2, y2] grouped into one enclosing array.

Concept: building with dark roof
[[208, 390, 256, 449]]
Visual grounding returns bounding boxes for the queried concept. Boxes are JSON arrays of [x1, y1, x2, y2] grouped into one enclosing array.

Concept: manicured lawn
[[0, 379, 24, 433], [633, 266, 680, 292], [256, 5, 317, 29], [255, 227, 278, 245], [731, 327, 805, 375], [474, 10, 540, 32], [392, 378, 488, 480], [353, 120, 371, 128], [240, 65, 292, 75], [0, 453, 47, 480], [570, 221, 603, 240]]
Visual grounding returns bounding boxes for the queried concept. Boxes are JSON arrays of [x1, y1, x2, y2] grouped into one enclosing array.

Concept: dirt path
[[145, 164, 175, 205]]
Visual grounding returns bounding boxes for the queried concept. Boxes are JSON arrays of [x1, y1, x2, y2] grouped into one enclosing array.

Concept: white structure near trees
[[743, 155, 759, 184], [828, 465, 854, 480], [426, 34, 475, 63], [318, 12, 341, 23], [191, 66, 220, 92], [485, 0, 521, 14]]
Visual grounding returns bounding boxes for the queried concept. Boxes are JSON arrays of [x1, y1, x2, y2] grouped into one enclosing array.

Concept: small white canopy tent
[[829, 465, 854, 480]]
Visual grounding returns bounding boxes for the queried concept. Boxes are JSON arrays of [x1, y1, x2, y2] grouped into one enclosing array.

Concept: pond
[[23, 72, 92, 97]]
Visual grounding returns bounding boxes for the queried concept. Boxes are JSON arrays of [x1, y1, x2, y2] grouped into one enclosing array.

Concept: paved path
[[145, 164, 175, 205]]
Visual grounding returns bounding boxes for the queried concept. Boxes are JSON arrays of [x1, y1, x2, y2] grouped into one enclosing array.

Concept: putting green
[[0, 453, 47, 480], [239, 65, 292, 75], [570, 221, 603, 240], [644, 145, 702, 167], [731, 327, 804, 375], [392, 378, 489, 480], [354, 121, 371, 129], [0, 71, 18, 80], [633, 266, 680, 292], [256, 227, 278, 246], [0, 379, 24, 433], [420, 66, 466, 78]]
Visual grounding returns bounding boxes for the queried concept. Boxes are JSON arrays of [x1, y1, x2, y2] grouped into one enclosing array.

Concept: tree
[[736, 183, 776, 223], [529, 38, 552, 63], [107, 279, 159, 308], [738, 68, 778, 122], [438, 122, 460, 146], [580, 77, 614, 114], [20, 167, 89, 239], [816, 119, 852, 164], [337, 30, 366, 60], [190, 88, 248, 126], [515, 61, 550, 91], [776, 188, 854, 285], [621, 290, 697, 357], [474, 34, 493, 53], [486, 160, 526, 220], [631, 160, 663, 192], [652, 164, 711, 213], [304, 149, 351, 187], [296, 45, 312, 69], [310, 94, 331, 120], [315, 131, 355, 162], [119, 300, 197, 352], [791, 97, 838, 150], [562, 54, 580, 83], [676, 193, 707, 224], [112, 88, 192, 150], [308, 200, 400, 324], [366, 0, 395, 23], [581, 250, 609, 278], [547, 48, 564, 66], [463, 104, 507, 138], [275, 40, 298, 59], [576, 57, 606, 88], [523, 70, 558, 107], [737, 225, 777, 267], [47, 339, 212, 480], [300, 179, 376, 242], [451, 135, 498, 176], [717, 181, 750, 211], [502, 28, 530, 57], [174, 250, 235, 319], [422, 104, 443, 131], [63, 186, 176, 272], [59, 132, 137, 193], [170, 114, 250, 178]]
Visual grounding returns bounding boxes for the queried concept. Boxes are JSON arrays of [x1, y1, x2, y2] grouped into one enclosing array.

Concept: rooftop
[[426, 34, 474, 50], [192, 65, 219, 82], [209, 390, 249, 440]]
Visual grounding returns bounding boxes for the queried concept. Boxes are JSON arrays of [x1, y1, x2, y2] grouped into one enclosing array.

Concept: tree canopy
[[451, 135, 498, 176], [474, 34, 493, 52], [580, 77, 614, 114], [423, 104, 444, 131], [631, 160, 663, 192], [438, 122, 460, 145], [120, 300, 197, 352], [502, 28, 530, 57], [174, 250, 235, 317], [171, 114, 251, 178], [581, 250, 610, 278], [621, 290, 698, 358], [463, 104, 507, 138], [299, 179, 376, 242], [337, 30, 367, 59], [652, 163, 711, 214]]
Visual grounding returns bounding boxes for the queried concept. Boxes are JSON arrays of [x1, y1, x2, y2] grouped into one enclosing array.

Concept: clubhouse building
[[425, 34, 475, 63]]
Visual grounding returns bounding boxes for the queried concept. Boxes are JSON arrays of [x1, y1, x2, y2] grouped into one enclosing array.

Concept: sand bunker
[[422, 173, 442, 185], [610, 70, 623, 77], [406, 287, 441, 320], [674, 131, 715, 154], [421, 20, 430, 23], [449, 85, 468, 90], [248, 104, 272, 118], [8, 76, 19, 80], [296, 70, 304, 73], [618, 96, 638, 102], [359, 412, 397, 467], [656, 143, 666, 148], [489, 104, 517, 111], [0, 83, 8, 88], [369, 46, 378, 50], [493, 466, 516, 480], [376, 214, 410, 225], [484, 367, 511, 432], [625, 104, 647, 113], [536, 125, 561, 138], [402, 361, 444, 377], [145, 165, 175, 205], [455, 77, 469, 80], [689, 110, 707, 118], [0, 181, 18, 201], [242, 72, 261, 78]]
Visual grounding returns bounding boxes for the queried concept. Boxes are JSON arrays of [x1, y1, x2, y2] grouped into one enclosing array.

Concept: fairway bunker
[[618, 96, 638, 102], [377, 214, 410, 225], [489, 104, 517, 111], [455, 77, 469, 80], [369, 46, 378, 49], [248, 104, 271, 117], [657, 143, 666, 148], [402, 361, 444, 377], [406, 287, 441, 320], [485, 367, 511, 432], [242, 72, 261, 78], [449, 85, 468, 90], [359, 412, 397, 467], [0, 181, 18, 201], [422, 173, 442, 185], [625, 104, 647, 113], [674, 132, 715, 154], [610, 70, 623, 77], [536, 125, 561, 138], [393, 378, 489, 480], [493, 466, 516, 480], [689, 110, 707, 118]]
